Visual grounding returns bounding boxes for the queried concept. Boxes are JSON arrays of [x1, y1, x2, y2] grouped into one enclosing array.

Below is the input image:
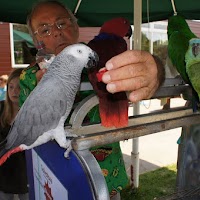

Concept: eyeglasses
[[34, 17, 73, 38]]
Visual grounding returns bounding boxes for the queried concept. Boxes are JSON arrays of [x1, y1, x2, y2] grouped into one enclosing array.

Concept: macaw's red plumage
[[87, 17, 132, 128]]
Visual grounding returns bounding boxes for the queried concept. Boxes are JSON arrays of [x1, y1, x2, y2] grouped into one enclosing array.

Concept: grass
[[121, 164, 177, 200]]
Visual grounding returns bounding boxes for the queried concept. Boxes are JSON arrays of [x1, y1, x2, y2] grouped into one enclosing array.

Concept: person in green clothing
[[20, 1, 165, 199]]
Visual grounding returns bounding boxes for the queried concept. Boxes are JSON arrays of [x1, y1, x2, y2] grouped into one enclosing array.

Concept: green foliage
[[121, 164, 177, 200], [141, 32, 150, 52], [13, 24, 29, 34], [14, 42, 24, 64]]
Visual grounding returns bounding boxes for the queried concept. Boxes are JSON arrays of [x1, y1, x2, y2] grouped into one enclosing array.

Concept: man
[[20, 1, 165, 199], [23, 1, 164, 104]]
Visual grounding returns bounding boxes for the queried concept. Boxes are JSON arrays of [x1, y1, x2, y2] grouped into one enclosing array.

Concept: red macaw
[[87, 17, 132, 128]]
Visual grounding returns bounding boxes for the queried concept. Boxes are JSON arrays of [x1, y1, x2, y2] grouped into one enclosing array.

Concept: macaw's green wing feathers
[[168, 31, 191, 83], [167, 15, 197, 40]]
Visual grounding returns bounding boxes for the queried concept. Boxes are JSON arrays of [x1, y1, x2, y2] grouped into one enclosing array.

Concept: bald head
[[26, 0, 79, 55], [27, 1, 77, 37]]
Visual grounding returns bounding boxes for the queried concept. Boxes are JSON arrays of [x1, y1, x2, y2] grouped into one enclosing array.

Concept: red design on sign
[[44, 182, 53, 200]]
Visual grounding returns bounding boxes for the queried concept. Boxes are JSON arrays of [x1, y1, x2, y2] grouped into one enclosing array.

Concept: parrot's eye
[[77, 49, 82, 54]]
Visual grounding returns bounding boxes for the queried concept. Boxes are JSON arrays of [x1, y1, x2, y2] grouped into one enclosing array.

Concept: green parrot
[[167, 14, 197, 83], [185, 38, 200, 100], [167, 15, 199, 111]]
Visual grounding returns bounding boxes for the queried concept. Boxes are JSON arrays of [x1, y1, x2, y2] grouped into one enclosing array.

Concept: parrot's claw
[[65, 130, 78, 139], [64, 144, 72, 159], [66, 133, 78, 138]]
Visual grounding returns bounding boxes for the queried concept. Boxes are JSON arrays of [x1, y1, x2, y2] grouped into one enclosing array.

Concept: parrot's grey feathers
[[1, 43, 98, 160], [7, 79, 68, 148]]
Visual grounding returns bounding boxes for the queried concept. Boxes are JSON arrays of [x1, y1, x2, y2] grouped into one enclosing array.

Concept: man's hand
[[101, 50, 164, 103]]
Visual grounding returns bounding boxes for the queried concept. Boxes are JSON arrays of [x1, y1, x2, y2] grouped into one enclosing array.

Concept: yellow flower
[[112, 168, 119, 177], [31, 80, 36, 85], [20, 70, 26, 80], [102, 169, 109, 177], [32, 69, 37, 74]]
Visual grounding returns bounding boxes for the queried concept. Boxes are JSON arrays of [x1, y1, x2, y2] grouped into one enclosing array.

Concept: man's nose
[[52, 24, 63, 37]]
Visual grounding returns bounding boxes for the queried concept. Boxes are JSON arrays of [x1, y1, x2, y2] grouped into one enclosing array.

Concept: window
[[131, 21, 168, 65], [141, 21, 168, 64], [10, 23, 36, 68]]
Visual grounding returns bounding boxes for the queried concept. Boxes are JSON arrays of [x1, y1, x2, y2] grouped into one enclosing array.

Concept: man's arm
[[152, 55, 165, 87]]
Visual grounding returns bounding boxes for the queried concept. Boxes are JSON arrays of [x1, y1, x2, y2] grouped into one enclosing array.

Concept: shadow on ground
[[123, 153, 160, 175]]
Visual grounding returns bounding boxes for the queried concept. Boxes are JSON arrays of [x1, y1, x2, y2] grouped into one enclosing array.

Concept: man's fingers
[[106, 76, 147, 93], [106, 75, 158, 102], [102, 63, 145, 84], [128, 87, 154, 103], [105, 50, 149, 70]]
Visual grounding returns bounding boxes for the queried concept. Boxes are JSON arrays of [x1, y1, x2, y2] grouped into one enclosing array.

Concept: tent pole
[[73, 0, 82, 16], [131, 0, 142, 189]]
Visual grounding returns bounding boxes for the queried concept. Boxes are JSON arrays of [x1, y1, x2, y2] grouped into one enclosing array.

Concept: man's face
[[31, 3, 79, 55]]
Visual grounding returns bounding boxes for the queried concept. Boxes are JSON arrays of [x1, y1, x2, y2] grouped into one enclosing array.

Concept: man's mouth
[[57, 43, 68, 49], [56, 43, 69, 54]]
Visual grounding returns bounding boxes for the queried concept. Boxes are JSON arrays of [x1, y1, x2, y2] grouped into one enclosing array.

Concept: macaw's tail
[[96, 69, 129, 128], [99, 92, 129, 128], [0, 146, 23, 166]]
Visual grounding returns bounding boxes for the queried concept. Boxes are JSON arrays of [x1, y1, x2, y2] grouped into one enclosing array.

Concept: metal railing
[[64, 77, 200, 150]]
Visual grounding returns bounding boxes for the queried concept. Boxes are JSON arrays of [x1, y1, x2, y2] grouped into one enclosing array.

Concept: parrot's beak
[[87, 51, 99, 69], [125, 26, 133, 39], [192, 43, 200, 57]]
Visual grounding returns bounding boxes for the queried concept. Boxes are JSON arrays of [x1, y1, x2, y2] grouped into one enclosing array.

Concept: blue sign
[[26, 141, 101, 200]]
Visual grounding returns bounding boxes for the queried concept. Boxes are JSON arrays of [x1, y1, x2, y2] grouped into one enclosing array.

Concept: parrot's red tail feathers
[[99, 94, 129, 128], [0, 146, 23, 166], [96, 69, 129, 128]]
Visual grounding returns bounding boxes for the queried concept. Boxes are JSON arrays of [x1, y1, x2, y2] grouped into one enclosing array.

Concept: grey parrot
[[0, 43, 98, 165]]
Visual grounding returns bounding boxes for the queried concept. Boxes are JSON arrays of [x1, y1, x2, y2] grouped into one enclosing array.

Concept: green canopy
[[13, 29, 34, 47], [0, 0, 200, 26]]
